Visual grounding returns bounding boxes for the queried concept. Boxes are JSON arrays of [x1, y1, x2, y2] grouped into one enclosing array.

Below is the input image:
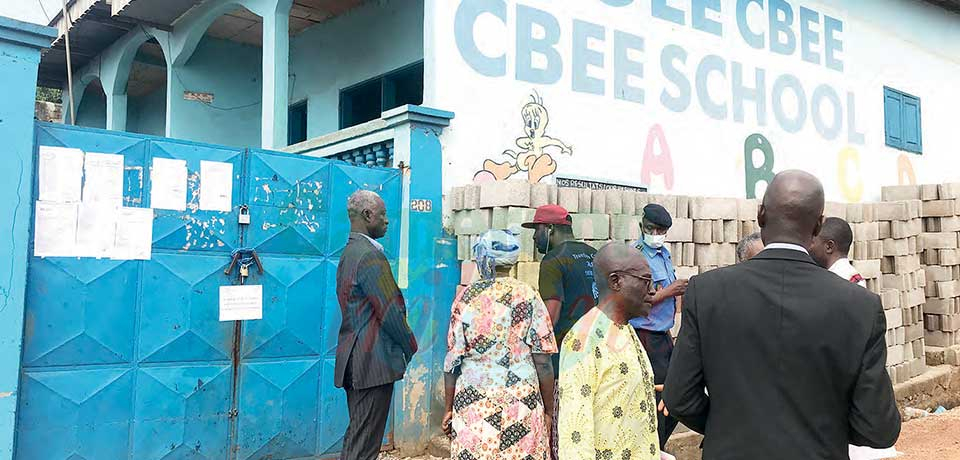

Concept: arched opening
[[177, 6, 263, 147], [125, 38, 168, 136], [74, 79, 106, 129]]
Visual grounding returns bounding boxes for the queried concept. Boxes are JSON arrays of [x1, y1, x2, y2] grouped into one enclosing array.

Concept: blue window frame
[[339, 61, 424, 129], [288, 100, 307, 146], [883, 87, 922, 154]]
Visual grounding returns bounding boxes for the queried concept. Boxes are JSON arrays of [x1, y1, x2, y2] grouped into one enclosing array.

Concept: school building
[[41, 0, 960, 202], [5, 0, 959, 458]]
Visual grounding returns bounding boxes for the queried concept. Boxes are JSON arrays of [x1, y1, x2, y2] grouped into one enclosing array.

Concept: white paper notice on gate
[[150, 158, 187, 211], [76, 203, 118, 258], [219, 285, 263, 321], [113, 207, 153, 260], [82, 152, 125, 206], [34, 201, 79, 257], [199, 160, 233, 212], [38, 146, 84, 203]]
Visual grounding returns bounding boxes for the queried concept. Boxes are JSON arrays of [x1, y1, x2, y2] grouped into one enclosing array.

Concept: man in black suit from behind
[[335, 189, 418, 460], [663, 170, 901, 459]]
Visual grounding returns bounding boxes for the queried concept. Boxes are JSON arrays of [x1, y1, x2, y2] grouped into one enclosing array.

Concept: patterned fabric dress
[[444, 277, 559, 460], [558, 308, 660, 460]]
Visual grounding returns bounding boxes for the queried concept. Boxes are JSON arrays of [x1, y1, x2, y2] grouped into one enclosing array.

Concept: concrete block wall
[[895, 184, 960, 351], [444, 181, 960, 384], [449, 184, 763, 286], [847, 198, 928, 384]]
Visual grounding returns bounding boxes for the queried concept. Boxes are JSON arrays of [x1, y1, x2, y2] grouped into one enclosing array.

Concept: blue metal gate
[[16, 123, 402, 459]]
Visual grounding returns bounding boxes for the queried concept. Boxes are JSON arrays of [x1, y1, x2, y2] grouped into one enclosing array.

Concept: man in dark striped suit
[[335, 190, 418, 460]]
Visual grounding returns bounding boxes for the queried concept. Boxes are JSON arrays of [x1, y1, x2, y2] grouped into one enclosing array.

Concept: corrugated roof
[[112, 0, 205, 27], [39, 0, 136, 88], [922, 0, 960, 14], [35, 0, 385, 88]]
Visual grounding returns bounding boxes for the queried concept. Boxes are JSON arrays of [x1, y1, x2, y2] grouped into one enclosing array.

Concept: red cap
[[522, 205, 572, 228]]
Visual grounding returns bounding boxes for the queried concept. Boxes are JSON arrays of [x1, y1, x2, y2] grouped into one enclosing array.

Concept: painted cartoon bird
[[476, 93, 573, 184]]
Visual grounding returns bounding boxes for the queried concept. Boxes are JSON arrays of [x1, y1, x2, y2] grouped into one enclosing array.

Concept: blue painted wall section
[[127, 87, 167, 137], [0, 16, 56, 460], [171, 36, 263, 147], [75, 83, 107, 129], [381, 106, 456, 455], [289, 0, 424, 139], [62, 0, 422, 149]]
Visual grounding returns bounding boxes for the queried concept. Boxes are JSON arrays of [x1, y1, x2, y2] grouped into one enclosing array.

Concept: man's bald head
[[759, 170, 825, 249], [595, 243, 656, 319], [595, 243, 646, 290]]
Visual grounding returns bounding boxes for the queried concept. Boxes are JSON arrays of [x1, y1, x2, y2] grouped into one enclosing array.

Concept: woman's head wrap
[[473, 228, 521, 279]]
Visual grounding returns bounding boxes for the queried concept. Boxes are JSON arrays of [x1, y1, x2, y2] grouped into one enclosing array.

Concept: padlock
[[240, 264, 250, 278], [238, 205, 251, 225]]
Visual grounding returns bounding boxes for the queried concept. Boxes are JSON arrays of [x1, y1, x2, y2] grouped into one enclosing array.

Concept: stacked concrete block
[[648, 194, 679, 218], [578, 189, 592, 212], [463, 184, 481, 209], [463, 189, 765, 283], [453, 209, 492, 234], [530, 184, 558, 208], [887, 201, 927, 382], [824, 201, 848, 219], [443, 180, 960, 386], [911, 183, 960, 349], [676, 196, 691, 219], [479, 181, 531, 208], [604, 189, 624, 214], [621, 190, 637, 215], [591, 191, 608, 214], [674, 196, 757, 274], [449, 186, 465, 211], [633, 192, 650, 213], [572, 212, 611, 241], [666, 218, 694, 243], [612, 215, 641, 242], [558, 187, 580, 212], [447, 184, 941, 385], [852, 197, 926, 383], [851, 259, 882, 296]]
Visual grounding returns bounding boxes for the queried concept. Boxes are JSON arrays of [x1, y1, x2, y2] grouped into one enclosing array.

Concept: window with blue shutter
[[883, 87, 922, 154]]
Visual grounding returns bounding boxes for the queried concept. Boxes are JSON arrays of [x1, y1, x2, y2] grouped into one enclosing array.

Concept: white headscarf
[[473, 228, 521, 279]]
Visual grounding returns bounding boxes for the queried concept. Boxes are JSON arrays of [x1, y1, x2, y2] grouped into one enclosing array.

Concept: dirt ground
[[381, 407, 960, 460], [378, 452, 442, 460], [896, 407, 960, 460]]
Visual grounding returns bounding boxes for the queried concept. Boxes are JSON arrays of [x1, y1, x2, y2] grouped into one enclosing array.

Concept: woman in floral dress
[[442, 229, 558, 460]]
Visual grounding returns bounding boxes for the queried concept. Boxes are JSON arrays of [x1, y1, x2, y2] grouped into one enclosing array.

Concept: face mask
[[644, 233, 666, 249]]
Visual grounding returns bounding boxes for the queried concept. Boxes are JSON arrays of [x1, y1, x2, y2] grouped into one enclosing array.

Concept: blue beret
[[642, 204, 672, 228]]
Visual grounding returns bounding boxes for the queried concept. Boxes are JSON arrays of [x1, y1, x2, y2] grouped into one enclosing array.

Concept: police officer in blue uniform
[[631, 203, 688, 450]]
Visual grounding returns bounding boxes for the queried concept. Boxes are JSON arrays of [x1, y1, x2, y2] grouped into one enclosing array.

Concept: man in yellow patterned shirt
[[559, 243, 661, 460]]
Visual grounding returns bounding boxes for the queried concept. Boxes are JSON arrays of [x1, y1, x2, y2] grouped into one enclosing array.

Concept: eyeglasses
[[611, 271, 653, 286]]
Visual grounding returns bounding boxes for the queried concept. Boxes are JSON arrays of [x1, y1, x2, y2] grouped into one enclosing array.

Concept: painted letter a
[[641, 124, 675, 190]]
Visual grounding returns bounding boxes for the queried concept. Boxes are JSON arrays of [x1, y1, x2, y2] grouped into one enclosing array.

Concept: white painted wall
[[290, 0, 425, 139], [424, 0, 960, 202]]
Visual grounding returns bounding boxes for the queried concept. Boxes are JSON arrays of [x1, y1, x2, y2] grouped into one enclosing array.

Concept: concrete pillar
[[252, 0, 293, 149], [99, 27, 171, 132], [165, 64, 187, 138], [382, 105, 456, 455], [106, 93, 128, 131], [62, 78, 90, 125], [0, 16, 57, 460]]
